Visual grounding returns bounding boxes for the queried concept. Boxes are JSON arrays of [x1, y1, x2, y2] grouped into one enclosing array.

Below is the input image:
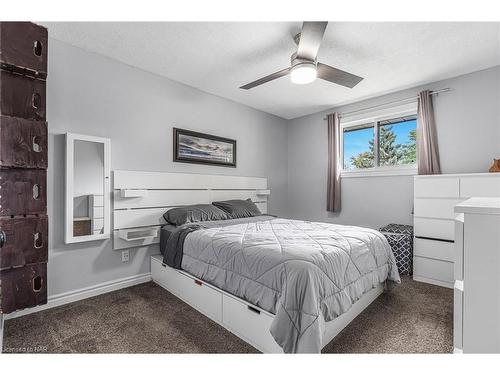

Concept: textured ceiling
[[42, 22, 500, 119]]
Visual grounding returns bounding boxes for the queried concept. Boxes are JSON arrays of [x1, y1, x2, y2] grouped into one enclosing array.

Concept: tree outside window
[[343, 117, 417, 170]]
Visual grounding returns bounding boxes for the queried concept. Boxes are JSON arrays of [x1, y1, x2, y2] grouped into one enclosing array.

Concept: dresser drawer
[[414, 198, 465, 219], [414, 217, 454, 241], [0, 263, 47, 314], [0, 169, 47, 216], [460, 176, 500, 198], [0, 22, 48, 78], [222, 294, 281, 353], [413, 256, 453, 286], [454, 282, 463, 351], [0, 215, 48, 269], [0, 70, 46, 120], [414, 238, 454, 262], [414, 177, 459, 198], [0, 115, 48, 169]]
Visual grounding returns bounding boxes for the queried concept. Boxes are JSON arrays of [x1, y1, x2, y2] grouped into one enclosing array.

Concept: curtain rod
[[323, 88, 451, 120]]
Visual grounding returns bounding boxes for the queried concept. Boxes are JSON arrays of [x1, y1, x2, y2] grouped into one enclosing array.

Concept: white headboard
[[112, 170, 269, 250]]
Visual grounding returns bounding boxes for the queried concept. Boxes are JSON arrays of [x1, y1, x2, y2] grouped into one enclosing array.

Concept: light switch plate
[[121, 250, 130, 262]]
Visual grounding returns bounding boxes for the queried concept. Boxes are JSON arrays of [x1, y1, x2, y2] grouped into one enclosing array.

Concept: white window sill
[[340, 167, 417, 178]]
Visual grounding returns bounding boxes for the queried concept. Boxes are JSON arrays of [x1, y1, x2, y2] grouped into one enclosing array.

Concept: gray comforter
[[170, 217, 400, 353]]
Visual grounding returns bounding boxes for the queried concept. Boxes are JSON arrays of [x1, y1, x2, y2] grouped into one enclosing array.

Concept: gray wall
[[286, 66, 500, 229], [46, 37, 499, 299], [47, 39, 288, 297]]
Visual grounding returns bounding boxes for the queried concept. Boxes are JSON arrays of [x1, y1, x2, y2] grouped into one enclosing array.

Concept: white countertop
[[455, 197, 500, 215], [415, 172, 500, 179]]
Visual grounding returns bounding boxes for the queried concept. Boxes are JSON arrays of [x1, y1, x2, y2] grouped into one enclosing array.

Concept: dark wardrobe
[[0, 22, 49, 314]]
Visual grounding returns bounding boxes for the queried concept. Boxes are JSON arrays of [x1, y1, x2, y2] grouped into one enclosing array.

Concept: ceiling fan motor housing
[[290, 52, 316, 68]]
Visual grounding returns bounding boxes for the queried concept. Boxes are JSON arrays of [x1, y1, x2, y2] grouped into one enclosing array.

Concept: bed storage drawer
[[0, 169, 47, 216], [0, 22, 48, 78], [414, 217, 454, 241], [0, 70, 46, 120], [151, 256, 222, 322], [0, 215, 48, 269], [0, 115, 48, 169], [0, 262, 47, 314], [413, 256, 453, 287], [414, 238, 454, 262], [222, 294, 281, 353]]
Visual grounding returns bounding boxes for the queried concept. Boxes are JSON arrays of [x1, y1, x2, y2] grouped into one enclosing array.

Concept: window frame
[[340, 108, 418, 178]]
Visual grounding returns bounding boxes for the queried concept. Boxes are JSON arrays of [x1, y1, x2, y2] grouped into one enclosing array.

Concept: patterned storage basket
[[379, 223, 413, 275]]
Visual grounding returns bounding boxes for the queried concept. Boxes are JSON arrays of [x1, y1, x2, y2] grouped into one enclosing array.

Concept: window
[[342, 114, 417, 176]]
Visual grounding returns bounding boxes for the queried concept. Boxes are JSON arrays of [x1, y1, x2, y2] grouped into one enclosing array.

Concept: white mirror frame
[[65, 133, 111, 244]]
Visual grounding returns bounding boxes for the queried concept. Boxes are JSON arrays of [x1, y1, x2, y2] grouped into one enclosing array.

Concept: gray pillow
[[164, 204, 229, 226], [212, 199, 262, 219]]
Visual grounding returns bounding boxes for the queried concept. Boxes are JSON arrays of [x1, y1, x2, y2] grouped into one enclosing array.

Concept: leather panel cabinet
[[0, 169, 47, 216], [0, 115, 48, 169], [0, 22, 49, 316], [0, 215, 48, 269], [0, 22, 48, 78], [0, 263, 47, 314], [0, 70, 46, 120]]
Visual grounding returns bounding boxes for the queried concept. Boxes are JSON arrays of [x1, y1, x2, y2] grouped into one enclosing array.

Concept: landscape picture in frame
[[173, 128, 237, 167]]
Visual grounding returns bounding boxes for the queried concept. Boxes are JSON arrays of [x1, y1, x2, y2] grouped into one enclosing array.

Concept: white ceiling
[[42, 22, 500, 119]]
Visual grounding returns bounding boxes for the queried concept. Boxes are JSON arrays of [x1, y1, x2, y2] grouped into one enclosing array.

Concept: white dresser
[[454, 198, 500, 353], [413, 173, 500, 288]]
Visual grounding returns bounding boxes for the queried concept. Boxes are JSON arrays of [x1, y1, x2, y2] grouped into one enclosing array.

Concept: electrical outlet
[[121, 250, 130, 262]]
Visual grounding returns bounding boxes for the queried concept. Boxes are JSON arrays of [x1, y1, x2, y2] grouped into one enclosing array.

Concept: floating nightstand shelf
[[120, 189, 148, 198], [256, 189, 271, 196], [118, 227, 159, 241]]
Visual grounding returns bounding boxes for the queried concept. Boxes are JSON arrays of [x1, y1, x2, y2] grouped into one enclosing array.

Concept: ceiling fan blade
[[296, 22, 328, 61], [317, 62, 364, 88], [239, 67, 291, 90]]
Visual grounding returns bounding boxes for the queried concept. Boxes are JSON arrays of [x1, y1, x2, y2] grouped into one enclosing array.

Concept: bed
[[159, 215, 399, 353], [113, 170, 400, 353]]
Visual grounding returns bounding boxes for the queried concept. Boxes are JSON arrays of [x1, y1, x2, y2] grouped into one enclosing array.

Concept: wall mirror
[[65, 133, 111, 243]]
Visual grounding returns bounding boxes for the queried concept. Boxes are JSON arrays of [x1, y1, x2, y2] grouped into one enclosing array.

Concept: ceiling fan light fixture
[[290, 62, 317, 85]]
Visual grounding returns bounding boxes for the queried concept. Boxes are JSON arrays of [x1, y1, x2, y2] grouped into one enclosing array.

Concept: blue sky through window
[[343, 126, 373, 169], [343, 119, 416, 170]]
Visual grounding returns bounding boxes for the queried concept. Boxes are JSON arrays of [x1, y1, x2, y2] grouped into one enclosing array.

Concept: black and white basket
[[379, 224, 413, 275]]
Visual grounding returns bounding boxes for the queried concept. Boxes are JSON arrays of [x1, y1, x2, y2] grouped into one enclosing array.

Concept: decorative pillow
[[211, 199, 262, 219], [163, 204, 230, 226]]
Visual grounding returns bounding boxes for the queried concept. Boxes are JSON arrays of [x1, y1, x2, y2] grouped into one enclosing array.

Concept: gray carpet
[[2, 276, 453, 354]]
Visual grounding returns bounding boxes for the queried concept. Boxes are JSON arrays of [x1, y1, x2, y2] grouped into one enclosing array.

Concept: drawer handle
[[247, 305, 260, 315], [32, 93, 42, 109], [32, 136, 42, 153], [32, 275, 43, 292], [0, 230, 6, 248], [33, 40, 43, 57], [33, 232, 43, 249], [194, 280, 202, 286], [32, 184, 41, 199]]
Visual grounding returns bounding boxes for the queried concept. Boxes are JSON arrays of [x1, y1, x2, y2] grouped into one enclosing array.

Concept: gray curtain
[[327, 113, 341, 212], [417, 90, 441, 175]]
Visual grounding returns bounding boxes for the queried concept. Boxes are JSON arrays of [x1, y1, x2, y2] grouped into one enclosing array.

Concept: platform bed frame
[[151, 256, 383, 353], [115, 170, 384, 353]]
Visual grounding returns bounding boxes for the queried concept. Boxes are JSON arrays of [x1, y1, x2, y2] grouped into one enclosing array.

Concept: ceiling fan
[[240, 22, 364, 90]]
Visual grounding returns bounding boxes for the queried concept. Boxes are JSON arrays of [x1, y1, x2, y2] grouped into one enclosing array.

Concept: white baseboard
[[4, 272, 152, 320]]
